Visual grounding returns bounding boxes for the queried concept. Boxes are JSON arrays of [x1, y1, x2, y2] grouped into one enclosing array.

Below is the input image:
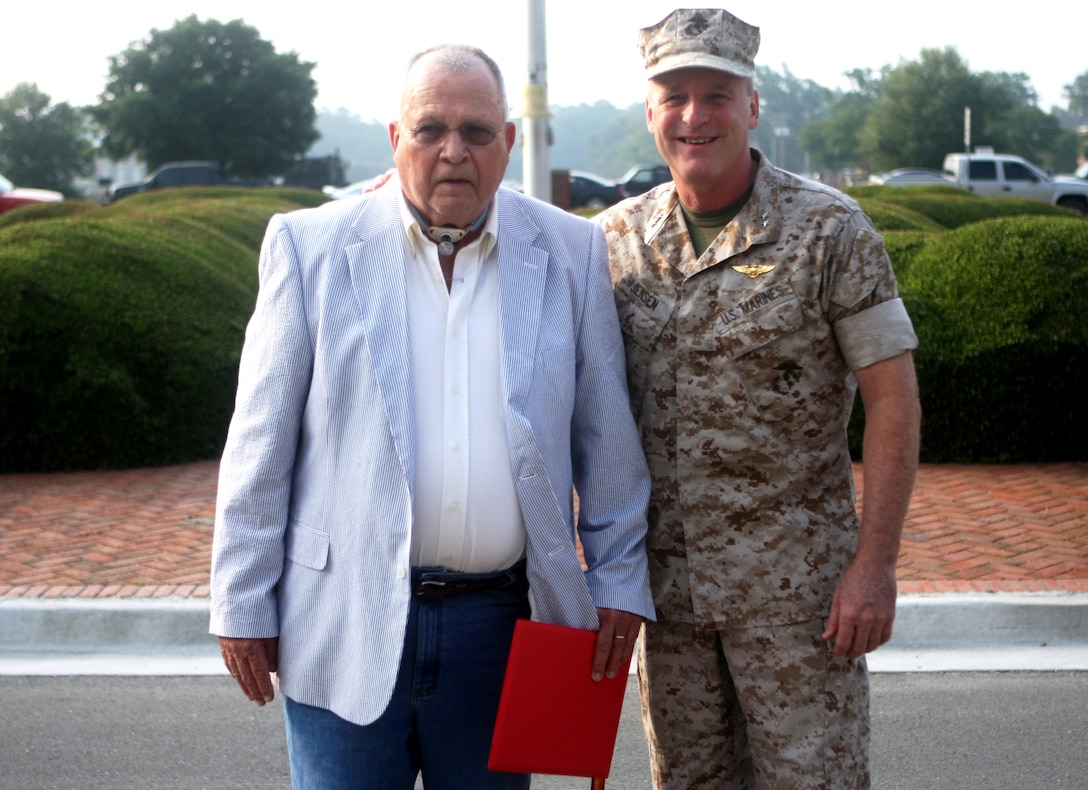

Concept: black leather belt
[[411, 560, 526, 600]]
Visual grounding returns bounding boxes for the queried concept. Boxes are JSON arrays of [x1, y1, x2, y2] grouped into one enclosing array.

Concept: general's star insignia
[[732, 263, 776, 279]]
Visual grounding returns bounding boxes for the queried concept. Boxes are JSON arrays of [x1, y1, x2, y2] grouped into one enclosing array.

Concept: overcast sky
[[6, 1, 1085, 122]]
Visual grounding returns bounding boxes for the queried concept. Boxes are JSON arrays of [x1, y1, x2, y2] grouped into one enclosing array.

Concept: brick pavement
[[1, 461, 1086, 599]]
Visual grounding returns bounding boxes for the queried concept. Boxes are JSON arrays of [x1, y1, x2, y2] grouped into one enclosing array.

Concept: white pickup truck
[[871, 152, 1088, 215], [942, 152, 1088, 214]]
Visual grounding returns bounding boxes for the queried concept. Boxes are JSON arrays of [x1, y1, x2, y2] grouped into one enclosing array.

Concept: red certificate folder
[[488, 618, 633, 779]]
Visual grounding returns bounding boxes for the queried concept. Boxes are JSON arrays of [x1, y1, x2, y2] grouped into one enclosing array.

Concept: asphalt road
[[3, 673, 1086, 789]]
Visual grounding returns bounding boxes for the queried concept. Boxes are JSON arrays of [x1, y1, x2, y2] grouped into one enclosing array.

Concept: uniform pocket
[[709, 290, 821, 423]]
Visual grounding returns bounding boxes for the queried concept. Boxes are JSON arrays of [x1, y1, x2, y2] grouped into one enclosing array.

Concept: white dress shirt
[[399, 195, 527, 572]]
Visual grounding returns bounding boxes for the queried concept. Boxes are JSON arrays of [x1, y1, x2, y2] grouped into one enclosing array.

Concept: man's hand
[[591, 608, 643, 681], [364, 168, 395, 193], [822, 558, 898, 659], [219, 636, 279, 705], [824, 350, 920, 659]]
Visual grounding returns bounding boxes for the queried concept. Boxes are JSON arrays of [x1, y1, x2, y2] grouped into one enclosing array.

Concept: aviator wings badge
[[732, 263, 776, 279]]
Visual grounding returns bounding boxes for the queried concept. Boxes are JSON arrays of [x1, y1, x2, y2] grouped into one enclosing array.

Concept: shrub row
[[1, 184, 1085, 470], [844, 186, 1088, 462], [0, 187, 326, 472]]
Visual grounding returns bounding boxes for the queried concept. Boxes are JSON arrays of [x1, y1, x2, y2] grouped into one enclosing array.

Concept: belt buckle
[[416, 576, 455, 599], [413, 565, 521, 599]]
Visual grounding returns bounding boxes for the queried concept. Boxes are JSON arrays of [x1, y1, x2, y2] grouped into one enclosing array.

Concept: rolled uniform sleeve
[[826, 219, 918, 371], [835, 298, 917, 371]]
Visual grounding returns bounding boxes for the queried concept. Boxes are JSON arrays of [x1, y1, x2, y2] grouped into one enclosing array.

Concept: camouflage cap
[[639, 8, 760, 80]]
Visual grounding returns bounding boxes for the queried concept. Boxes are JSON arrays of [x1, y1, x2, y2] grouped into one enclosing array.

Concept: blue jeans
[[283, 576, 532, 790]]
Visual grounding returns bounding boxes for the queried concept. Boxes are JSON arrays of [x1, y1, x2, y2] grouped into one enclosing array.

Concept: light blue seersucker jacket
[[209, 182, 654, 727]]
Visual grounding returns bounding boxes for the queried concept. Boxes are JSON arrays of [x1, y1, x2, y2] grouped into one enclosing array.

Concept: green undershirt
[[680, 185, 755, 258]]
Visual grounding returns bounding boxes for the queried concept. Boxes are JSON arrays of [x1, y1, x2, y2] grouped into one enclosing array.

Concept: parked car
[[0, 173, 64, 215], [568, 171, 623, 209], [107, 161, 267, 202], [868, 168, 952, 186], [323, 177, 380, 199], [941, 152, 1088, 214], [617, 164, 672, 198]]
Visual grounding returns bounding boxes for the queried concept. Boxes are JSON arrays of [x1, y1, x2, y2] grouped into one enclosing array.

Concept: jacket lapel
[[496, 192, 548, 410], [494, 194, 600, 629], [345, 191, 416, 490]]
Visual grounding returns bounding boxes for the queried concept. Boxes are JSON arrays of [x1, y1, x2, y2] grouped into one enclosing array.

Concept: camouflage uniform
[[598, 151, 917, 788]]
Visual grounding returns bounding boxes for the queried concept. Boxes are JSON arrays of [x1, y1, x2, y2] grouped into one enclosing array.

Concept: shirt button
[[396, 566, 407, 579], [448, 501, 460, 512]]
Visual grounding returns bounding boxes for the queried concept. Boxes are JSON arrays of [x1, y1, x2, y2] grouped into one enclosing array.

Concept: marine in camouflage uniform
[[599, 8, 921, 789], [601, 151, 917, 788]]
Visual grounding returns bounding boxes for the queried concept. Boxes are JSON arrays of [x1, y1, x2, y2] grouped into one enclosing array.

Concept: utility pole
[[522, 0, 552, 202]]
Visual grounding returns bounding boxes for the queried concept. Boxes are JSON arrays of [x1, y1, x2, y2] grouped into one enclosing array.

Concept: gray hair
[[402, 44, 509, 119]]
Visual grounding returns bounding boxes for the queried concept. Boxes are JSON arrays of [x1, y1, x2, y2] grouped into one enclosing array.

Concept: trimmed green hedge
[[2, 183, 1086, 470], [848, 199, 946, 234], [846, 184, 1074, 229], [0, 200, 101, 229], [0, 187, 328, 472], [844, 185, 1088, 463], [900, 216, 1088, 462]]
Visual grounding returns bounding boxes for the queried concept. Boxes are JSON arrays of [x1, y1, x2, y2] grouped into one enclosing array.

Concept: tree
[[858, 48, 1047, 172], [963, 69, 1074, 170], [751, 65, 829, 174], [858, 48, 980, 171], [308, 108, 394, 183], [798, 70, 879, 176], [1063, 71, 1088, 116], [799, 92, 870, 176], [92, 16, 319, 177], [551, 101, 637, 177], [583, 105, 664, 178], [981, 106, 1078, 172], [0, 83, 93, 194]]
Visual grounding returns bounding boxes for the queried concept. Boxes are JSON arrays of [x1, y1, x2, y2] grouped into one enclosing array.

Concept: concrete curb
[[1, 593, 1086, 675], [0, 598, 222, 676], [0, 598, 216, 654], [886, 593, 1088, 649], [870, 593, 1088, 672]]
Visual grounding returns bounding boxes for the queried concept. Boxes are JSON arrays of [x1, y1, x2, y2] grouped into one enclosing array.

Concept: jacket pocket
[[284, 522, 330, 570]]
